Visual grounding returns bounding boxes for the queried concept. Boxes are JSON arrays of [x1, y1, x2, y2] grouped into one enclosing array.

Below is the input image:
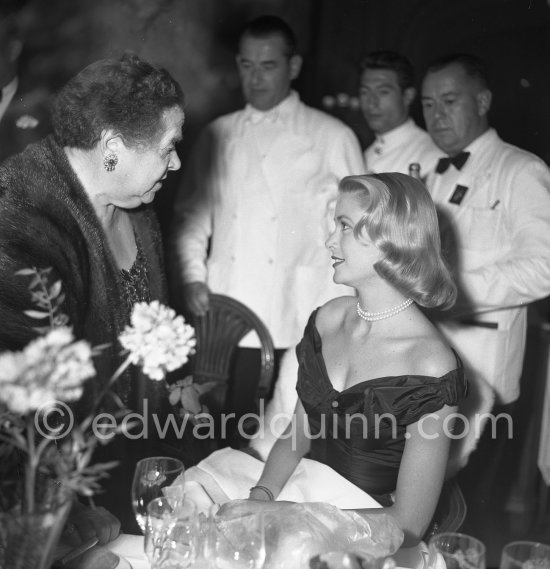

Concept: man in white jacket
[[422, 53, 550, 407], [360, 50, 439, 178], [172, 15, 362, 416]]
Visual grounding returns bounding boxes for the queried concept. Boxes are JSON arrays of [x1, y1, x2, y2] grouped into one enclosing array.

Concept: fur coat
[[0, 135, 167, 407]]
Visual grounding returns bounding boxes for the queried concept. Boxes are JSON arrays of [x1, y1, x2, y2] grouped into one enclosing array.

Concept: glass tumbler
[[144, 495, 199, 569], [209, 509, 266, 569], [500, 541, 550, 569], [428, 532, 486, 569]]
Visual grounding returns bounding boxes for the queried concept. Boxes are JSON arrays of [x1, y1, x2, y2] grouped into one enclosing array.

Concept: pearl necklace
[[356, 298, 414, 322]]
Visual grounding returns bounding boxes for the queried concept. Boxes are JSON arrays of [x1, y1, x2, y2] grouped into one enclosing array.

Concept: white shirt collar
[[462, 127, 495, 157], [374, 117, 414, 148], [243, 90, 299, 125]]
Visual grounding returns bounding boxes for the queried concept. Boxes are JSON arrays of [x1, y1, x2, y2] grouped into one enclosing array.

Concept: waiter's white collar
[[373, 117, 415, 148], [243, 90, 299, 126]]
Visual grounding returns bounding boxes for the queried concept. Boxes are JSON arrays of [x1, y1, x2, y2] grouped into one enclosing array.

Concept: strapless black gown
[[296, 309, 468, 504]]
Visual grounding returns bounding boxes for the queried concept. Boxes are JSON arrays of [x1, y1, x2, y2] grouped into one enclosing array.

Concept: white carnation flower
[[119, 301, 196, 381], [0, 327, 95, 414]]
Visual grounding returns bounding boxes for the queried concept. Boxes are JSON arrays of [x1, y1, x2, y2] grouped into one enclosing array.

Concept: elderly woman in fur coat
[[0, 53, 185, 534], [0, 53, 184, 403]]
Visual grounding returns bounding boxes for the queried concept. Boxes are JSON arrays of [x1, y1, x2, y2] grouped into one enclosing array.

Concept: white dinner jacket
[[427, 128, 550, 403], [364, 118, 440, 177], [174, 92, 364, 348]]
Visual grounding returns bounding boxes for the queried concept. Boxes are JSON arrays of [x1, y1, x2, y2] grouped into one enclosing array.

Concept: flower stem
[[25, 414, 37, 515], [89, 353, 133, 413], [35, 267, 56, 329]]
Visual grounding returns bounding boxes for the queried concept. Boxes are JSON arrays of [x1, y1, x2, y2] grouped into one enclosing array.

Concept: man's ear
[[289, 55, 302, 80], [403, 86, 416, 108], [476, 89, 492, 117]]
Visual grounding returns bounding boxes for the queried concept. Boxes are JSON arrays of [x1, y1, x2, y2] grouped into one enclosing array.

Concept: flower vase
[[0, 497, 72, 569]]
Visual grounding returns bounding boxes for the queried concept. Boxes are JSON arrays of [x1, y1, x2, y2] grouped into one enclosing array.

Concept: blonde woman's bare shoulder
[[316, 296, 354, 334], [410, 333, 458, 379]]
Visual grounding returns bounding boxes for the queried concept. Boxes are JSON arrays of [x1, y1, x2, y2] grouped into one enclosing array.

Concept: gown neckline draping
[[296, 309, 468, 501]]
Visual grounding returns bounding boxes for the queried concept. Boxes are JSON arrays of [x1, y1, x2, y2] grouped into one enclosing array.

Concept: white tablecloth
[[108, 534, 148, 569], [107, 533, 431, 569]]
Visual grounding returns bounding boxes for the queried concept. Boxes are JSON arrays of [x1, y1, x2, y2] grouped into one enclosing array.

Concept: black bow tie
[[435, 151, 470, 174]]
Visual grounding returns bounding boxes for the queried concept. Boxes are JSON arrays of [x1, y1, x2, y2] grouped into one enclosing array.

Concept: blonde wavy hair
[[339, 173, 456, 309]]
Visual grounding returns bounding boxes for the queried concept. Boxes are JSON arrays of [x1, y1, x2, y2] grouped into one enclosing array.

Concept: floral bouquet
[[0, 267, 196, 568]]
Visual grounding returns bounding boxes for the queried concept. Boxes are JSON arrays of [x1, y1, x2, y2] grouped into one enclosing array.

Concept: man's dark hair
[[239, 15, 297, 57], [360, 51, 415, 91], [426, 53, 490, 90]]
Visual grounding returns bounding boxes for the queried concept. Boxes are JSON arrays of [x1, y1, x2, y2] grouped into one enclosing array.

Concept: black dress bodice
[[296, 309, 468, 501], [116, 237, 153, 406], [119, 237, 151, 315]]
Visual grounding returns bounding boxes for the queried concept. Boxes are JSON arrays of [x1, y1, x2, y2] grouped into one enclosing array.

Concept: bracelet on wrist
[[249, 485, 275, 501]]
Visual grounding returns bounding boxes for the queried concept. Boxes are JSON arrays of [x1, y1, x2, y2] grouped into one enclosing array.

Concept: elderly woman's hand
[[62, 501, 121, 547]]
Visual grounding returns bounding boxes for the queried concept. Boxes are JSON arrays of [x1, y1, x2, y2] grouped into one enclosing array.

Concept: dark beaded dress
[[119, 238, 151, 313]]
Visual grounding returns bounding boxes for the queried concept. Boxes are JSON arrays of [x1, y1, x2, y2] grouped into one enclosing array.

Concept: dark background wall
[[14, 0, 550, 222], [311, 0, 550, 161]]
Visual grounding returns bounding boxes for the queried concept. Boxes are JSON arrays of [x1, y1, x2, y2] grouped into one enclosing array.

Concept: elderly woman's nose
[[169, 151, 181, 171]]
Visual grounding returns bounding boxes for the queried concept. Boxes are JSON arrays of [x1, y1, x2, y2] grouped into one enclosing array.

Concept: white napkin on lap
[[187, 447, 382, 509]]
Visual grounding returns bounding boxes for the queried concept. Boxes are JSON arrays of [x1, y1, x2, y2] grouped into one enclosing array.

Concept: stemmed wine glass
[[131, 456, 185, 533]]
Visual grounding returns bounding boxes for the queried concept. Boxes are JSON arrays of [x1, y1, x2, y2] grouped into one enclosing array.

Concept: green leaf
[[23, 309, 50, 319], [195, 381, 217, 395], [30, 291, 48, 303], [92, 343, 112, 355], [49, 280, 62, 299], [28, 274, 42, 289], [32, 325, 52, 335]]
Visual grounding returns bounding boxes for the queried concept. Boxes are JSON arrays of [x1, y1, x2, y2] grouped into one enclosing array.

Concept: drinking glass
[[131, 456, 185, 533], [209, 508, 266, 569], [500, 541, 550, 569], [144, 496, 199, 569], [428, 532, 486, 569]]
